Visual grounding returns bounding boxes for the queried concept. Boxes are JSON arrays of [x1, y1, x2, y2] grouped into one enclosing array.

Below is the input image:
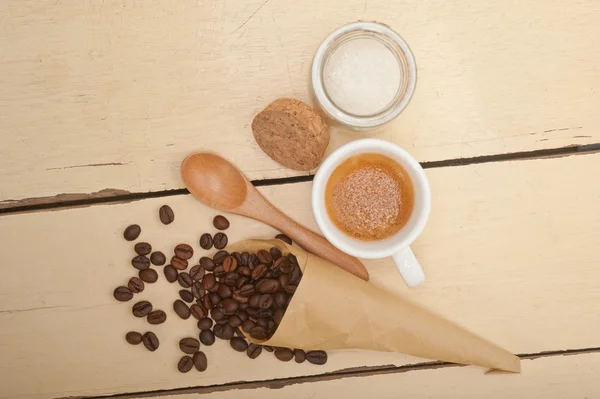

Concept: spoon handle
[[251, 200, 369, 281]]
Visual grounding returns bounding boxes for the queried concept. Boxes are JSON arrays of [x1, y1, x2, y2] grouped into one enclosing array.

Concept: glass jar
[[311, 22, 417, 131]]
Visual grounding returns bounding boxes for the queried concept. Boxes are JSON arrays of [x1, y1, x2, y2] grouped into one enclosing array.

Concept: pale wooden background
[[1, 0, 599, 398]]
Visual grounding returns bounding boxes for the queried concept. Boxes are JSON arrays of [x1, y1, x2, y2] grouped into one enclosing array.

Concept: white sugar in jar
[[311, 22, 417, 130]]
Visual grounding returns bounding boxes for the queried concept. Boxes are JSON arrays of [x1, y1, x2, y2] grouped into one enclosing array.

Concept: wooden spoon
[[181, 153, 369, 281]]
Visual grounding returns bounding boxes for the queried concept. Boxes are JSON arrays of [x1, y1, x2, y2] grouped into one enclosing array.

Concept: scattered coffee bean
[[131, 255, 150, 270], [179, 337, 200, 354], [213, 233, 228, 249], [179, 290, 194, 303], [171, 256, 188, 270], [294, 349, 306, 363], [270, 247, 282, 260], [249, 325, 267, 340], [174, 244, 194, 260], [213, 250, 229, 264], [113, 286, 133, 302], [284, 284, 297, 294], [132, 300, 153, 317], [178, 355, 193, 373], [223, 256, 238, 272], [134, 242, 152, 256], [210, 307, 225, 321], [257, 250, 272, 266], [251, 264, 268, 280], [150, 251, 166, 266], [199, 233, 213, 250], [274, 348, 294, 362], [159, 205, 174, 225], [199, 329, 215, 346], [173, 300, 191, 320], [217, 284, 232, 299], [164, 265, 178, 283], [213, 215, 230, 230], [201, 274, 216, 290], [274, 291, 288, 308], [191, 282, 205, 299], [139, 268, 158, 283], [221, 324, 234, 340], [230, 337, 248, 352], [178, 272, 193, 288], [222, 298, 239, 315], [275, 233, 292, 245], [189, 265, 205, 281], [228, 315, 243, 328], [142, 331, 159, 351], [147, 310, 167, 325], [246, 343, 262, 359], [273, 307, 285, 325], [123, 224, 141, 241], [256, 279, 280, 294], [306, 350, 328, 365], [126, 331, 143, 345], [263, 345, 274, 352], [223, 272, 239, 287], [190, 304, 207, 320], [197, 317, 213, 331], [127, 277, 144, 293], [193, 351, 208, 371]]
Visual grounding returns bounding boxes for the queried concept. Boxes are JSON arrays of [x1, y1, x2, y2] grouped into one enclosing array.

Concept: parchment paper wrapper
[[226, 239, 520, 372]]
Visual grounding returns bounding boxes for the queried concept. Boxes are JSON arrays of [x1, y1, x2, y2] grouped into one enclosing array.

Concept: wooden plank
[[1, 0, 599, 203], [1, 153, 599, 399], [168, 352, 600, 399]]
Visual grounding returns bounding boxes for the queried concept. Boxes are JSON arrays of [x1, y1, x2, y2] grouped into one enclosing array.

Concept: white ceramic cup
[[312, 139, 431, 287]]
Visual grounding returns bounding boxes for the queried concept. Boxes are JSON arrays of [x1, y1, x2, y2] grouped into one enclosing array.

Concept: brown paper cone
[[226, 239, 520, 372]]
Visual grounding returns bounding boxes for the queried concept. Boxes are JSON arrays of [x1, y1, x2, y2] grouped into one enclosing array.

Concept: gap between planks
[[71, 347, 600, 399], [2, 143, 600, 216]]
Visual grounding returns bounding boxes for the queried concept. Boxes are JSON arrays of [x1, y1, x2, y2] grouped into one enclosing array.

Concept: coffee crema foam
[[325, 153, 414, 241]]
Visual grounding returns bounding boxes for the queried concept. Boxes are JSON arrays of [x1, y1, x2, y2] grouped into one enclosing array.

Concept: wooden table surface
[[1, 1, 599, 398]]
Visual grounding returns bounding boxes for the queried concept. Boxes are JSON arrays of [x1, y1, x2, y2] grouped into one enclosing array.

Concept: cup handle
[[392, 247, 425, 288]]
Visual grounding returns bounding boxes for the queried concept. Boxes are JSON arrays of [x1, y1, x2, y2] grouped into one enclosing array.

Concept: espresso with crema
[[325, 153, 414, 241]]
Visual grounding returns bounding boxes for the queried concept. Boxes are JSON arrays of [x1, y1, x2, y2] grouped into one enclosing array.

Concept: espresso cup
[[312, 139, 431, 287]]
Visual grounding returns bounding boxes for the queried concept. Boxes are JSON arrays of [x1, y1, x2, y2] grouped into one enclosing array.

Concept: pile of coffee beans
[[113, 207, 327, 372]]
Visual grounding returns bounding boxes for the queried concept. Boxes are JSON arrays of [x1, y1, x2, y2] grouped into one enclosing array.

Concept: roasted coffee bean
[[249, 253, 259, 266], [256, 308, 273, 318], [210, 293, 222, 307], [232, 252, 242, 265], [228, 315, 243, 328], [246, 308, 259, 319], [278, 274, 290, 288], [201, 274, 216, 290], [246, 343, 262, 359], [256, 279, 280, 294], [207, 281, 220, 293], [238, 284, 255, 296], [190, 304, 207, 320], [202, 293, 214, 309], [142, 331, 159, 351], [199, 233, 213, 250], [199, 256, 216, 271], [147, 310, 167, 324], [128, 277, 145, 293], [113, 286, 133, 302], [237, 310, 249, 322], [275, 233, 292, 245], [164, 265, 178, 283], [284, 285, 297, 294], [289, 265, 302, 284], [213, 250, 229, 264], [238, 251, 249, 265], [192, 282, 205, 299], [222, 256, 238, 272], [248, 294, 261, 308], [217, 284, 232, 299], [221, 272, 237, 287], [270, 247, 282, 260], [126, 331, 143, 345], [251, 264, 268, 280], [249, 325, 267, 340], [265, 271, 274, 278], [199, 329, 215, 346], [235, 276, 249, 289], [173, 299, 191, 319], [134, 242, 152, 256], [306, 350, 328, 365], [274, 348, 294, 362], [256, 318, 269, 328], [234, 327, 244, 337], [150, 251, 166, 266], [179, 337, 200, 354], [236, 266, 251, 278], [294, 349, 306, 363], [272, 256, 290, 272], [241, 319, 255, 332], [213, 233, 228, 250], [213, 265, 226, 278], [193, 351, 208, 371], [171, 256, 188, 270], [222, 298, 239, 315], [159, 205, 174, 225], [232, 291, 249, 304], [139, 268, 158, 283], [132, 255, 150, 270], [230, 337, 248, 352], [274, 291, 288, 308], [174, 244, 194, 260], [213, 215, 230, 230], [179, 290, 194, 303], [178, 356, 193, 373], [263, 345, 274, 352], [178, 272, 193, 288], [197, 317, 213, 330], [132, 300, 153, 317], [209, 306, 224, 321], [189, 265, 205, 281], [257, 250, 272, 266], [123, 224, 141, 241], [273, 307, 285, 325], [221, 324, 234, 340], [258, 294, 273, 309]]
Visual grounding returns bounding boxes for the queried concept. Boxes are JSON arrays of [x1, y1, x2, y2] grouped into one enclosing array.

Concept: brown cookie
[[252, 98, 330, 171]]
